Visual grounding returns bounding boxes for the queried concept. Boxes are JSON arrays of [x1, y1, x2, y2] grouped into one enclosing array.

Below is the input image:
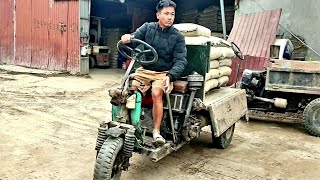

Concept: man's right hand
[[121, 34, 134, 44]]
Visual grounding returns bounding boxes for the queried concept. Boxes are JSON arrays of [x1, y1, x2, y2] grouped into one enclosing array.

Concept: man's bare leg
[[152, 87, 165, 144]]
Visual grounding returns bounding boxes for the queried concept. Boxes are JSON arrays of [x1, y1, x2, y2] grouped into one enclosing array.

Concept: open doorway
[[86, 0, 236, 72]]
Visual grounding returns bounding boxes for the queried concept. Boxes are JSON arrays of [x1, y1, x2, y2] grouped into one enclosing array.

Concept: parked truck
[[240, 39, 320, 136]]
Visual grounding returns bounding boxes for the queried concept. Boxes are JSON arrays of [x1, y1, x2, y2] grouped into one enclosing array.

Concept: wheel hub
[[312, 108, 320, 127]]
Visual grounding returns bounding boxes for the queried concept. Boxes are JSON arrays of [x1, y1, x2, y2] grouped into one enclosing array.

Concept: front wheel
[[211, 124, 235, 149], [303, 98, 320, 137], [94, 137, 124, 180]]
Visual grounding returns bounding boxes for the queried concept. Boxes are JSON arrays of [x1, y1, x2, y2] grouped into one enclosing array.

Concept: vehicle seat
[[141, 80, 188, 107], [173, 80, 188, 93]]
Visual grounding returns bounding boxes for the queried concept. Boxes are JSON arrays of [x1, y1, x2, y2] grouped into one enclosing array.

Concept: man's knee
[[152, 88, 163, 100]]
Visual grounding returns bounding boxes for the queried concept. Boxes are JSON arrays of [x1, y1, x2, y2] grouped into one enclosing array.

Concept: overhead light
[[119, 0, 125, 3]]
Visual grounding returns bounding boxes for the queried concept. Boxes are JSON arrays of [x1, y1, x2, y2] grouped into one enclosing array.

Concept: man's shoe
[[153, 132, 165, 145]]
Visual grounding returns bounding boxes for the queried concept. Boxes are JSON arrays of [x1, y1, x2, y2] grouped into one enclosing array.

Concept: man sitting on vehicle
[[120, 0, 187, 145]]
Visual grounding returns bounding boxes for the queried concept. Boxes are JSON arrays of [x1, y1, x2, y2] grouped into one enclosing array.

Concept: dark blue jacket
[[133, 22, 187, 81]]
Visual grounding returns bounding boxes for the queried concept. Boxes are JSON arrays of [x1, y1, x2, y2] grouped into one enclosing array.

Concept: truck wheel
[[94, 137, 124, 180], [89, 56, 96, 68], [303, 98, 320, 137], [211, 124, 235, 149]]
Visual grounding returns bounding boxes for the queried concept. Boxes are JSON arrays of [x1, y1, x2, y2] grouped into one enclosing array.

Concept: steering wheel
[[231, 42, 245, 60], [117, 38, 158, 65]]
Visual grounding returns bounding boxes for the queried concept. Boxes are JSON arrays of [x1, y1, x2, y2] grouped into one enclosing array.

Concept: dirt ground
[[1, 67, 320, 180]]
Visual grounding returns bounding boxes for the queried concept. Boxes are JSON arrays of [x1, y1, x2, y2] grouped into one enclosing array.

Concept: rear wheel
[[89, 56, 96, 68], [303, 98, 320, 137], [94, 137, 124, 180], [211, 124, 235, 149]]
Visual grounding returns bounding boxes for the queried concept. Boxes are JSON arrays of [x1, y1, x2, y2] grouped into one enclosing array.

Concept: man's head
[[156, 0, 176, 28]]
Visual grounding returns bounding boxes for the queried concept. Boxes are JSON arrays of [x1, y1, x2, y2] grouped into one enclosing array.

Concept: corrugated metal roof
[[227, 9, 282, 85]]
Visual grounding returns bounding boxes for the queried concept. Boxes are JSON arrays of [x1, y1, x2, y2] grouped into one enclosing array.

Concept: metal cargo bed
[[266, 59, 320, 95], [204, 87, 248, 137]]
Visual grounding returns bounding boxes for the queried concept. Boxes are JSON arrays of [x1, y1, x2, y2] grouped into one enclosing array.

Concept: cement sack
[[219, 59, 232, 67], [219, 47, 235, 59], [205, 79, 219, 93], [185, 36, 210, 45], [209, 36, 231, 47], [210, 47, 223, 60], [173, 23, 211, 37], [219, 66, 232, 77], [218, 76, 229, 87], [210, 47, 235, 60], [205, 69, 219, 80], [210, 60, 219, 69]]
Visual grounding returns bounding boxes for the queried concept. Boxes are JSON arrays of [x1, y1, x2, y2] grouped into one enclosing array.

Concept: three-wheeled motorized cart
[[93, 39, 248, 180]]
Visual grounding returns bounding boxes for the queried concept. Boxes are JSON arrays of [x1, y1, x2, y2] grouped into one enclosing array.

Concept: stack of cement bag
[[173, 23, 235, 93], [205, 46, 234, 93], [197, 6, 235, 32], [104, 28, 128, 68], [180, 10, 199, 24]]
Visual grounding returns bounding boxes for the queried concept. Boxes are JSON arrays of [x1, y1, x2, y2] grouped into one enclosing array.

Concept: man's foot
[[153, 130, 165, 145]]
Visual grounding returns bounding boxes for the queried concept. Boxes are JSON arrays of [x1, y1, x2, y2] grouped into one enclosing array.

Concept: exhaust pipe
[[249, 95, 288, 108]]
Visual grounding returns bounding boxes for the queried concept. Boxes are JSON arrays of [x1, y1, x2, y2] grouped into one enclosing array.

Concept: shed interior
[[87, 0, 236, 69]]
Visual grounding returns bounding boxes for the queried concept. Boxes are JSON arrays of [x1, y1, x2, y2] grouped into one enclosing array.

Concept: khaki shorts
[[132, 67, 173, 95]]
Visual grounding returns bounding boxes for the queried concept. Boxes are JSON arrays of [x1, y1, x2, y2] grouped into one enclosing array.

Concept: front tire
[[303, 98, 320, 137], [94, 137, 124, 180], [211, 124, 235, 149]]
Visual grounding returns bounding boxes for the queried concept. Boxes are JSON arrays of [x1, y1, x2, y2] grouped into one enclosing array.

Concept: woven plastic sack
[[219, 59, 232, 67], [209, 36, 232, 47], [210, 47, 235, 60], [185, 36, 210, 45], [205, 79, 219, 93], [218, 76, 229, 87], [205, 69, 219, 80], [219, 66, 232, 77], [209, 60, 219, 69], [173, 23, 211, 37]]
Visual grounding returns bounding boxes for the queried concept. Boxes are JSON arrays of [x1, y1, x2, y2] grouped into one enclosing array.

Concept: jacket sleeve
[[168, 35, 187, 81], [127, 23, 148, 49], [133, 23, 148, 40]]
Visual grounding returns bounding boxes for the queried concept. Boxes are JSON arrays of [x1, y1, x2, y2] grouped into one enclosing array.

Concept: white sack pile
[[174, 23, 235, 93]]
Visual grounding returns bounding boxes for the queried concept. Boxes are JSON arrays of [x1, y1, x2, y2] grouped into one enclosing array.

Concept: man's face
[[157, 6, 175, 28]]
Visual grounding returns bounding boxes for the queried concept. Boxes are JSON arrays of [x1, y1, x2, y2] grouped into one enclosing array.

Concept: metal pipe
[[121, 59, 136, 88], [165, 93, 177, 143], [183, 90, 197, 127], [250, 95, 287, 108], [220, 0, 227, 40], [252, 96, 275, 104]]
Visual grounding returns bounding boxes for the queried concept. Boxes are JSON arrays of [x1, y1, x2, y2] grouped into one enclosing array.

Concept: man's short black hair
[[156, 0, 176, 12]]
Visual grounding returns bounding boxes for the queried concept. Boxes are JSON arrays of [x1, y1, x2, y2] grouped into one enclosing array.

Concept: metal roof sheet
[[227, 8, 282, 85]]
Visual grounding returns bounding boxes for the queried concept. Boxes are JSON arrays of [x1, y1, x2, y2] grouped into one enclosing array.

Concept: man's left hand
[[163, 76, 171, 94]]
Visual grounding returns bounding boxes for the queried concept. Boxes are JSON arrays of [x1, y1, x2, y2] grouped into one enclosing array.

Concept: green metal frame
[[111, 92, 144, 141], [181, 42, 210, 77]]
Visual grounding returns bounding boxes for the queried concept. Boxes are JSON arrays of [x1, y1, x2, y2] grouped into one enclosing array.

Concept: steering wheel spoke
[[117, 39, 158, 65], [141, 49, 152, 53]]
